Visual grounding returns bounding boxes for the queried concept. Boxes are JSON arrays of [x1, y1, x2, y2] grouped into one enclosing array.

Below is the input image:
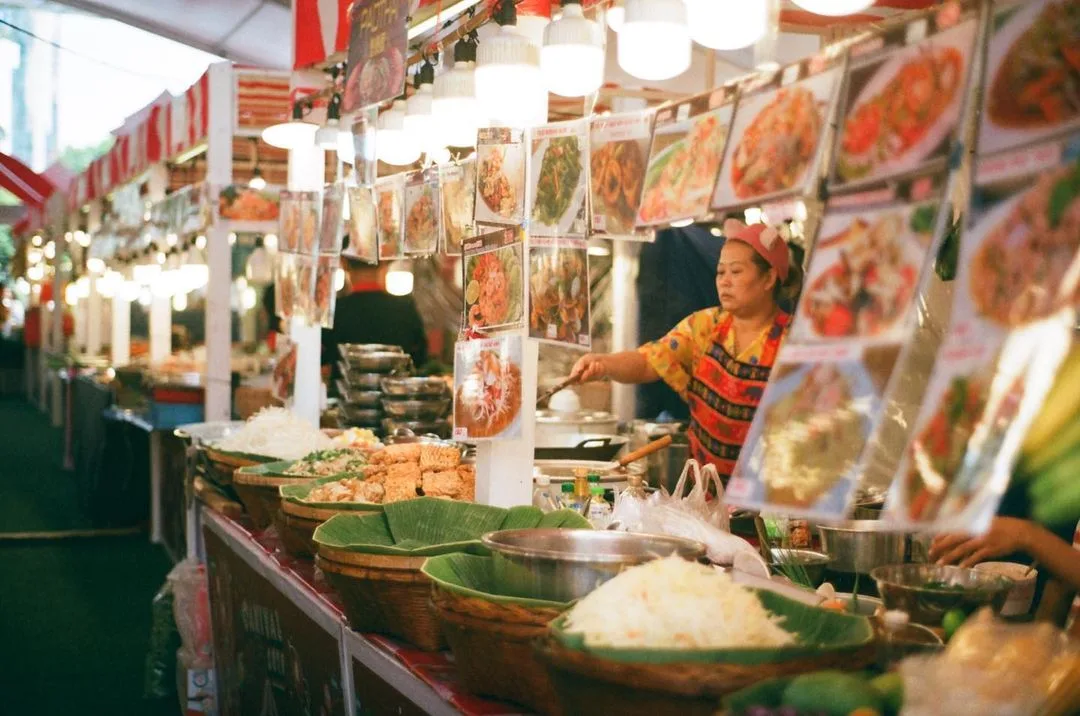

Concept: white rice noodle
[[214, 407, 334, 461]]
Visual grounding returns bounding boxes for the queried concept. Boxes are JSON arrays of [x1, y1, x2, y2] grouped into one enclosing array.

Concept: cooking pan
[[534, 436, 627, 462]]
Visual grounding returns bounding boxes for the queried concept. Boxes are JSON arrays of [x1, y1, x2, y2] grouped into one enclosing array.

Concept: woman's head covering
[[722, 219, 790, 281]]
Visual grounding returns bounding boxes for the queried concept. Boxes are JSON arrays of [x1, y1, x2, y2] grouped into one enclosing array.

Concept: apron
[[686, 311, 789, 481]]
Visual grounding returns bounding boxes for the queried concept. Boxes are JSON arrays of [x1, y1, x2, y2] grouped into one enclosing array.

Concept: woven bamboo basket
[[316, 547, 444, 651], [535, 637, 877, 716], [232, 471, 309, 530], [431, 586, 564, 715], [280, 512, 323, 558], [202, 447, 266, 488]]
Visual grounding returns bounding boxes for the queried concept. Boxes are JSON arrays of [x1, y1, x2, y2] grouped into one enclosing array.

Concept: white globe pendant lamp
[[685, 0, 768, 51], [377, 99, 421, 166], [262, 101, 318, 150], [606, 0, 626, 33], [405, 60, 444, 158], [791, 0, 876, 16], [618, 0, 691, 82], [476, 0, 548, 129], [434, 34, 484, 147], [541, 0, 604, 97]]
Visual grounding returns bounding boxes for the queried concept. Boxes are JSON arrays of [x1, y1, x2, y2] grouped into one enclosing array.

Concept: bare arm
[[569, 350, 661, 385]]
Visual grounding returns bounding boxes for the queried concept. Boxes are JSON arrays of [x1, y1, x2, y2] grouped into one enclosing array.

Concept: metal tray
[[379, 376, 450, 398], [381, 417, 452, 439], [337, 363, 385, 391], [341, 351, 412, 373], [338, 344, 404, 360], [380, 397, 452, 420]]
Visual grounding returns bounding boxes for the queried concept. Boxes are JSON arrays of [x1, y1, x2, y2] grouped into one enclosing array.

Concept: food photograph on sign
[[979, 0, 1080, 157], [833, 18, 978, 187], [453, 336, 524, 441], [376, 175, 405, 260], [274, 252, 297, 320], [311, 254, 339, 328], [346, 185, 379, 264], [729, 345, 898, 518], [792, 201, 939, 343], [218, 185, 280, 221], [403, 169, 440, 256], [299, 191, 321, 254], [462, 227, 524, 333], [319, 184, 345, 253], [529, 120, 588, 237], [957, 135, 1080, 332], [713, 66, 840, 210], [439, 160, 476, 255], [528, 237, 590, 347], [342, 0, 408, 113], [475, 128, 526, 225], [637, 91, 732, 227], [589, 111, 652, 236]]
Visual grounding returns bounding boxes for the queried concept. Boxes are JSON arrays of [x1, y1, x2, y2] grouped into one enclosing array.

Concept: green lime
[[942, 608, 966, 640], [869, 673, 903, 716], [465, 279, 480, 305]]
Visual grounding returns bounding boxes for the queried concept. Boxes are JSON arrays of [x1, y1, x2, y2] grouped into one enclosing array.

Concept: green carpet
[[0, 399, 178, 715]]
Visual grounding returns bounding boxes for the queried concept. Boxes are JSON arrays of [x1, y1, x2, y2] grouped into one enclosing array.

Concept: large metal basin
[[817, 520, 908, 574]]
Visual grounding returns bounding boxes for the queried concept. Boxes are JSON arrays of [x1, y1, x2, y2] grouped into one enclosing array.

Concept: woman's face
[[716, 240, 777, 315]]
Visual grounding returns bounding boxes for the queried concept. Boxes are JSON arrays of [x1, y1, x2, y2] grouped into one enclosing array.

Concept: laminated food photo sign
[[527, 236, 591, 348], [319, 183, 345, 254], [453, 335, 524, 442], [439, 159, 476, 256], [529, 119, 589, 237], [375, 173, 405, 261], [346, 185, 379, 264], [462, 226, 525, 334], [278, 190, 321, 254], [589, 110, 654, 238], [474, 127, 527, 226], [829, 7, 980, 191], [712, 57, 843, 212], [403, 167, 441, 256], [342, 0, 408, 113]]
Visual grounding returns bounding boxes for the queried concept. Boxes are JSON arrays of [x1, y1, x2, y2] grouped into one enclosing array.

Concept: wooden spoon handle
[[617, 434, 673, 467]]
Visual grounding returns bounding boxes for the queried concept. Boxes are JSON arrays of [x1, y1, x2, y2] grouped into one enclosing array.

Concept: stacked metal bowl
[[380, 376, 453, 439], [335, 344, 413, 434]]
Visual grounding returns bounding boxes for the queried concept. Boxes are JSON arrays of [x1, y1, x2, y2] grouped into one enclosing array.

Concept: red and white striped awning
[[0, 152, 56, 208]]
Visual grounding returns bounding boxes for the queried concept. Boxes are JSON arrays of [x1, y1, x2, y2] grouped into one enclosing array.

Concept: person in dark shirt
[[321, 256, 428, 374]]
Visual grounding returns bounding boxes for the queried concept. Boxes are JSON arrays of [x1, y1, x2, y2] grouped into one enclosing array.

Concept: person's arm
[[570, 350, 659, 385], [931, 517, 1080, 592]]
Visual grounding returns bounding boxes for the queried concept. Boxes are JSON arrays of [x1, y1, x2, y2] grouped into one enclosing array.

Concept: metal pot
[[817, 521, 908, 574], [628, 421, 689, 493], [534, 410, 618, 448], [481, 529, 706, 602]]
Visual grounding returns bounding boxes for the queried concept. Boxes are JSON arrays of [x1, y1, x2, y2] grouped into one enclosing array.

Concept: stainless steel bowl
[[380, 376, 450, 398], [337, 364, 385, 391], [769, 548, 831, 587], [381, 397, 452, 420], [872, 563, 1013, 628], [481, 529, 706, 603], [381, 418, 452, 439], [338, 344, 404, 360], [335, 380, 383, 408], [818, 520, 908, 574], [343, 351, 413, 373]]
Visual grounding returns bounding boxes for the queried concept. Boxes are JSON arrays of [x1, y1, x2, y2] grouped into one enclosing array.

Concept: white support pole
[[610, 240, 641, 421], [146, 164, 171, 365], [204, 61, 236, 422], [287, 142, 326, 428], [111, 293, 131, 367]]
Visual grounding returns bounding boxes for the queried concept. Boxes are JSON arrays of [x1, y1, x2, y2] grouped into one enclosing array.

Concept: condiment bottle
[[588, 486, 612, 528], [559, 482, 576, 509], [532, 473, 557, 512]]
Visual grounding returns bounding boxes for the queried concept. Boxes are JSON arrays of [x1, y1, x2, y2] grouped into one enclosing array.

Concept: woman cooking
[[571, 220, 802, 480]]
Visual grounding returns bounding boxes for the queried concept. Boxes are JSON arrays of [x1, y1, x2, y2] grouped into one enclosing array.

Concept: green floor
[[0, 399, 178, 715]]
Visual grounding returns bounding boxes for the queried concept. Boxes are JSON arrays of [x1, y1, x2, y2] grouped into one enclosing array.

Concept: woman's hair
[[748, 243, 803, 308]]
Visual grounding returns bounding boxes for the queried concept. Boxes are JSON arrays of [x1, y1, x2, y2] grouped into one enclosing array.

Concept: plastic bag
[[143, 575, 180, 699], [639, 502, 758, 565], [657, 459, 729, 530], [169, 558, 213, 669]]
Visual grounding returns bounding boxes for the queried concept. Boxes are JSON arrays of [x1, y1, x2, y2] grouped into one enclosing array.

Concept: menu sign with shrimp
[[589, 110, 654, 239], [453, 335, 524, 442], [636, 87, 735, 228], [462, 227, 525, 334], [475, 128, 526, 226], [527, 236, 591, 348], [712, 57, 843, 212], [829, 6, 980, 191]]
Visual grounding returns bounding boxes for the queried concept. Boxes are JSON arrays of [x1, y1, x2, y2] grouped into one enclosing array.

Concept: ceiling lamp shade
[[405, 61, 441, 155], [434, 36, 484, 147], [618, 0, 691, 82], [377, 100, 421, 166], [262, 102, 318, 150], [685, 0, 768, 50], [476, 0, 548, 128], [541, 0, 604, 97], [790, 0, 875, 16], [606, 1, 625, 33]]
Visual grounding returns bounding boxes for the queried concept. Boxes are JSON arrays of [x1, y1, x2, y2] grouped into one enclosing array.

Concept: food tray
[[340, 404, 383, 426], [337, 363, 391, 391], [341, 351, 412, 374], [380, 397, 452, 420], [338, 344, 404, 361], [335, 379, 383, 408], [380, 376, 451, 398]]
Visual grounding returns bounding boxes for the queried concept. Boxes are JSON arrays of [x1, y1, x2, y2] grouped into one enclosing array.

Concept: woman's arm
[[570, 350, 661, 385]]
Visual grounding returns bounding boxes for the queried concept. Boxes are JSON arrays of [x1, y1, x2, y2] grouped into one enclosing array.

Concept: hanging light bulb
[[791, 0, 875, 16], [541, 0, 604, 97], [606, 0, 626, 33], [476, 0, 548, 128], [245, 237, 273, 284], [404, 59, 443, 157], [377, 99, 421, 166], [262, 101, 318, 150], [316, 91, 344, 150], [434, 34, 483, 147], [685, 0, 768, 50], [248, 167, 266, 190], [172, 292, 188, 312], [385, 260, 414, 296], [618, 0, 691, 81]]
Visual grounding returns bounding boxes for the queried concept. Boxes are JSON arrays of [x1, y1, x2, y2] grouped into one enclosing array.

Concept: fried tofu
[[419, 444, 461, 471], [455, 464, 476, 501], [421, 470, 465, 499], [375, 443, 422, 465], [363, 465, 388, 485], [382, 477, 420, 504]]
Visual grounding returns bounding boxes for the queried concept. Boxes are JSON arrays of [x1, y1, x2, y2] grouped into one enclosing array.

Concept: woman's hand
[[929, 517, 1033, 568], [569, 354, 609, 384]]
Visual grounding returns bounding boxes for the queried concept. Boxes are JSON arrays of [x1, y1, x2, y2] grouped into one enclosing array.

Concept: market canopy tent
[[0, 152, 57, 208]]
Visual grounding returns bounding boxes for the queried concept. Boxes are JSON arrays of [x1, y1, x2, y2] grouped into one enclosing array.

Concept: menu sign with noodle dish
[[589, 110, 654, 238], [453, 335, 524, 442], [462, 227, 525, 334], [403, 167, 441, 256], [829, 6, 980, 191], [527, 236, 590, 348], [376, 174, 405, 261], [342, 0, 407, 113]]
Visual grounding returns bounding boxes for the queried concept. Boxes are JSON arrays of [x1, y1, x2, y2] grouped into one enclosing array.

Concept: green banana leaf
[[550, 589, 873, 665], [209, 448, 277, 464], [422, 553, 570, 610], [278, 475, 385, 512], [313, 498, 591, 556]]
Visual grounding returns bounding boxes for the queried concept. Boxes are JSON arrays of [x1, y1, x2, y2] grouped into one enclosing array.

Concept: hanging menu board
[[376, 174, 405, 261], [474, 128, 526, 226], [403, 167, 441, 256], [527, 236, 590, 348], [830, 7, 980, 191], [345, 185, 379, 264], [319, 184, 345, 254], [977, 0, 1080, 157], [589, 110, 653, 238], [528, 119, 589, 237], [462, 226, 525, 333], [439, 159, 476, 256], [342, 0, 408, 113], [712, 58, 842, 212], [636, 87, 735, 228], [453, 335, 525, 442]]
